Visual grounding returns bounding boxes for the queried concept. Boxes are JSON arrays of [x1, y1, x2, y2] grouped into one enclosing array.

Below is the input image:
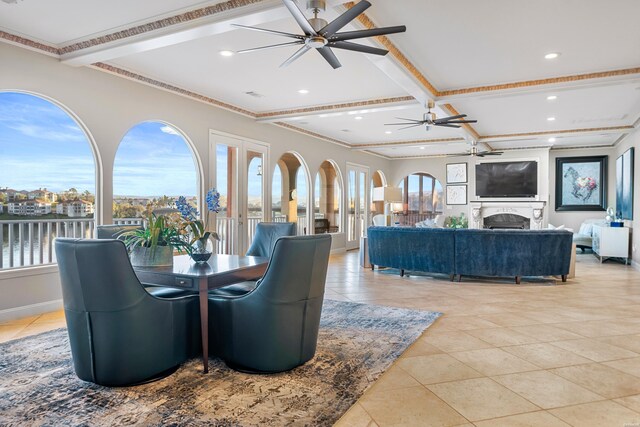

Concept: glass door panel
[[214, 141, 239, 255], [346, 164, 369, 250], [211, 133, 269, 255]]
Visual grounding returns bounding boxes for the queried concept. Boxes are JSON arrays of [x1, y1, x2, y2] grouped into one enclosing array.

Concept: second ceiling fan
[[385, 101, 478, 132], [232, 0, 406, 69]]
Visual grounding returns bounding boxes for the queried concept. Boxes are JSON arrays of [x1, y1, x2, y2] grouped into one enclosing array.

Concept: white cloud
[[160, 125, 180, 136]]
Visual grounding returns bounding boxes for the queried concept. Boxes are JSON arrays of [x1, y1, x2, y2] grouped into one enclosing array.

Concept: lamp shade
[[391, 202, 404, 213], [373, 186, 402, 202]]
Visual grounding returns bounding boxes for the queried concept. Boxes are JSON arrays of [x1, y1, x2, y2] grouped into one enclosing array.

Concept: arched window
[[398, 173, 443, 225], [314, 160, 342, 233], [113, 122, 199, 219], [272, 152, 310, 235], [0, 91, 97, 269]]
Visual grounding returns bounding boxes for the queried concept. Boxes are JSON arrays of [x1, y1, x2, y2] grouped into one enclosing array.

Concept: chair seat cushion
[[208, 281, 257, 297]]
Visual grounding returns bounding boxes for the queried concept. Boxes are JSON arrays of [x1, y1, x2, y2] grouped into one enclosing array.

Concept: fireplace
[[469, 201, 546, 230], [484, 213, 530, 230]]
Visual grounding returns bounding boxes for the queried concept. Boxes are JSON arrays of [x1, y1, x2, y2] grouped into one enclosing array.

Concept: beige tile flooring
[[2, 252, 640, 426]]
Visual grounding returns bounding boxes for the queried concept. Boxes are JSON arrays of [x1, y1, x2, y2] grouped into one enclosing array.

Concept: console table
[[592, 224, 630, 264]]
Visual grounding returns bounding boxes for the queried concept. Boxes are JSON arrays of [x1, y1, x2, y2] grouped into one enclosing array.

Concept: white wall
[[390, 148, 551, 223], [0, 42, 392, 318]]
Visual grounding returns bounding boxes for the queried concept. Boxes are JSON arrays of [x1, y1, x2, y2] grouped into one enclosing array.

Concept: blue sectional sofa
[[367, 226, 573, 283]]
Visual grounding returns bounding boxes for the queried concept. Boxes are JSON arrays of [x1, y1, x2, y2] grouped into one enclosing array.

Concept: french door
[[346, 163, 369, 250], [209, 132, 269, 255]]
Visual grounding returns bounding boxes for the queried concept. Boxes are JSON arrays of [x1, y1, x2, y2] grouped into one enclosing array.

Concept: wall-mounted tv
[[476, 161, 538, 198]]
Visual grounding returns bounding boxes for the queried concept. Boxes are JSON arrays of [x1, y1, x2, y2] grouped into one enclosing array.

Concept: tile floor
[[2, 252, 640, 426]]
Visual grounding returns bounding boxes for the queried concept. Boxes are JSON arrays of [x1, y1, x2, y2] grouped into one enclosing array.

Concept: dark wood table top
[[134, 254, 269, 291]]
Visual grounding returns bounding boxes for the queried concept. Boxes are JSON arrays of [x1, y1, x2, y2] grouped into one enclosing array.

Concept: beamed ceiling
[[1, 0, 639, 159]]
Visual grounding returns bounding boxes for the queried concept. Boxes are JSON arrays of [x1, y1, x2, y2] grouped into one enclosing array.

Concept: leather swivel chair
[[211, 222, 296, 296], [96, 224, 142, 239], [208, 234, 332, 373], [55, 238, 201, 386]]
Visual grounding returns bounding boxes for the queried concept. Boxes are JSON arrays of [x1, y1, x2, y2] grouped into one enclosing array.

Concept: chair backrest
[[254, 234, 332, 302], [245, 222, 296, 258], [55, 238, 147, 312], [372, 214, 386, 226], [96, 224, 142, 240]]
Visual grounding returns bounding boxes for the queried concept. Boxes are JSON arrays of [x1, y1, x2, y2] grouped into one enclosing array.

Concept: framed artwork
[[616, 147, 634, 220], [446, 185, 467, 205], [555, 156, 607, 211], [446, 163, 468, 183]]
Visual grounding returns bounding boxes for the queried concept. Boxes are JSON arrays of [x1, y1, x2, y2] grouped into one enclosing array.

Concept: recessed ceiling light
[[219, 50, 235, 57], [547, 117, 556, 121], [548, 137, 557, 143], [544, 52, 560, 60], [420, 146, 425, 150], [355, 116, 363, 120], [385, 131, 392, 135], [297, 89, 309, 94], [547, 95, 558, 101]]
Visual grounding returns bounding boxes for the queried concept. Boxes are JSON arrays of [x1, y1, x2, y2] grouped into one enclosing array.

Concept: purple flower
[[206, 188, 221, 213]]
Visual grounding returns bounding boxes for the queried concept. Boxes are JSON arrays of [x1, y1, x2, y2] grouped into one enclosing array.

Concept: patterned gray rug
[[0, 300, 440, 426]]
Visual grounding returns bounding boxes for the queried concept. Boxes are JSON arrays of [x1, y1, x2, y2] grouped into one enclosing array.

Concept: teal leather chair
[[55, 238, 201, 386], [96, 224, 141, 239], [211, 221, 296, 296], [208, 234, 332, 373]]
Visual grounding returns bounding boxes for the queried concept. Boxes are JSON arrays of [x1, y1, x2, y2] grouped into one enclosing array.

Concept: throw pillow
[[578, 223, 593, 236]]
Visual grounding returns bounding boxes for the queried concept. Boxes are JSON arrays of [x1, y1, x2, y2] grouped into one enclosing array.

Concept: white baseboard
[[631, 259, 640, 272], [330, 248, 347, 254], [0, 299, 63, 323]]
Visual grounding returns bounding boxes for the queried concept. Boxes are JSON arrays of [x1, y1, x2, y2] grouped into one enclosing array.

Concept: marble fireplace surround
[[470, 201, 546, 230]]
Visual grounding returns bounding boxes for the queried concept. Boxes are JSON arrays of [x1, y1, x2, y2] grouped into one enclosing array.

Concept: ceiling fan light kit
[[233, 0, 407, 69]]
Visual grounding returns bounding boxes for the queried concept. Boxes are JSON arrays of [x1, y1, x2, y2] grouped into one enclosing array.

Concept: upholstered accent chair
[[245, 222, 296, 257], [211, 222, 296, 296], [208, 234, 332, 373], [55, 238, 201, 386]]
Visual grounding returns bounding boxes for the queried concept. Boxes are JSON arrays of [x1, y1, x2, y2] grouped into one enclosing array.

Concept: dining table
[[133, 254, 269, 373]]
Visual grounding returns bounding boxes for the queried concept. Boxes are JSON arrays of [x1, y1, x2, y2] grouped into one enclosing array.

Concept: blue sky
[[0, 92, 198, 197], [113, 121, 197, 197], [0, 92, 95, 193]]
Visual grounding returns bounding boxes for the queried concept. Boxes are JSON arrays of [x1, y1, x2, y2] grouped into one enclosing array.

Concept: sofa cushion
[[368, 226, 455, 275]]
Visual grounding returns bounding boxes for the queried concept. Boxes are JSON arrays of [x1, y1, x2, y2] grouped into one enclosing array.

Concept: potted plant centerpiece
[[175, 189, 221, 263], [119, 213, 187, 267]]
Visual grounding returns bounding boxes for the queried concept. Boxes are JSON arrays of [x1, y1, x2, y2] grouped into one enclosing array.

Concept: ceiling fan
[[385, 100, 478, 131], [232, 0, 406, 69], [452, 143, 503, 157]]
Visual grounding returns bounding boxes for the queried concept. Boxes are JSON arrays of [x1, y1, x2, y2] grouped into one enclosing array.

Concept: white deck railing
[[1, 218, 95, 269], [1, 214, 319, 269]]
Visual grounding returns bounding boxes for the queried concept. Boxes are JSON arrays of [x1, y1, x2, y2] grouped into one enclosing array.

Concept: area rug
[[0, 300, 441, 426]]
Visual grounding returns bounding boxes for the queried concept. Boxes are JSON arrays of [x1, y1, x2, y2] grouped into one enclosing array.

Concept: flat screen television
[[476, 161, 538, 197]]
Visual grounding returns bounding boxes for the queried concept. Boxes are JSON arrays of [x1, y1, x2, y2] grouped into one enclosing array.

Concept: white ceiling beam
[[255, 98, 418, 123], [61, 0, 287, 66], [479, 126, 633, 144], [436, 73, 640, 102]]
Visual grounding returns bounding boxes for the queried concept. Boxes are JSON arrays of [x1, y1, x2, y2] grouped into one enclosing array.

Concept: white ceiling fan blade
[[236, 41, 304, 54], [282, 0, 317, 36], [231, 24, 304, 39], [280, 45, 312, 68]]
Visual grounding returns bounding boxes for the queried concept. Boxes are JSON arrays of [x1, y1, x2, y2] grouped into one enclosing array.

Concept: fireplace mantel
[[469, 201, 547, 230]]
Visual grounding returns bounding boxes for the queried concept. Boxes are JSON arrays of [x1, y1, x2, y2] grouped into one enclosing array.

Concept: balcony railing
[[1, 218, 95, 269], [0, 214, 326, 270]]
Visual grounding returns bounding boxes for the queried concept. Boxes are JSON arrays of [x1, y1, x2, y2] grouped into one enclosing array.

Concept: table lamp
[[372, 186, 403, 226]]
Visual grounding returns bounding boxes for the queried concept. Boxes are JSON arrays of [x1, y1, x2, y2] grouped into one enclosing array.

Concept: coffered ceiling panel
[[368, 0, 640, 90], [450, 81, 640, 136], [0, 0, 228, 45], [282, 104, 467, 144], [110, 19, 407, 112]]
